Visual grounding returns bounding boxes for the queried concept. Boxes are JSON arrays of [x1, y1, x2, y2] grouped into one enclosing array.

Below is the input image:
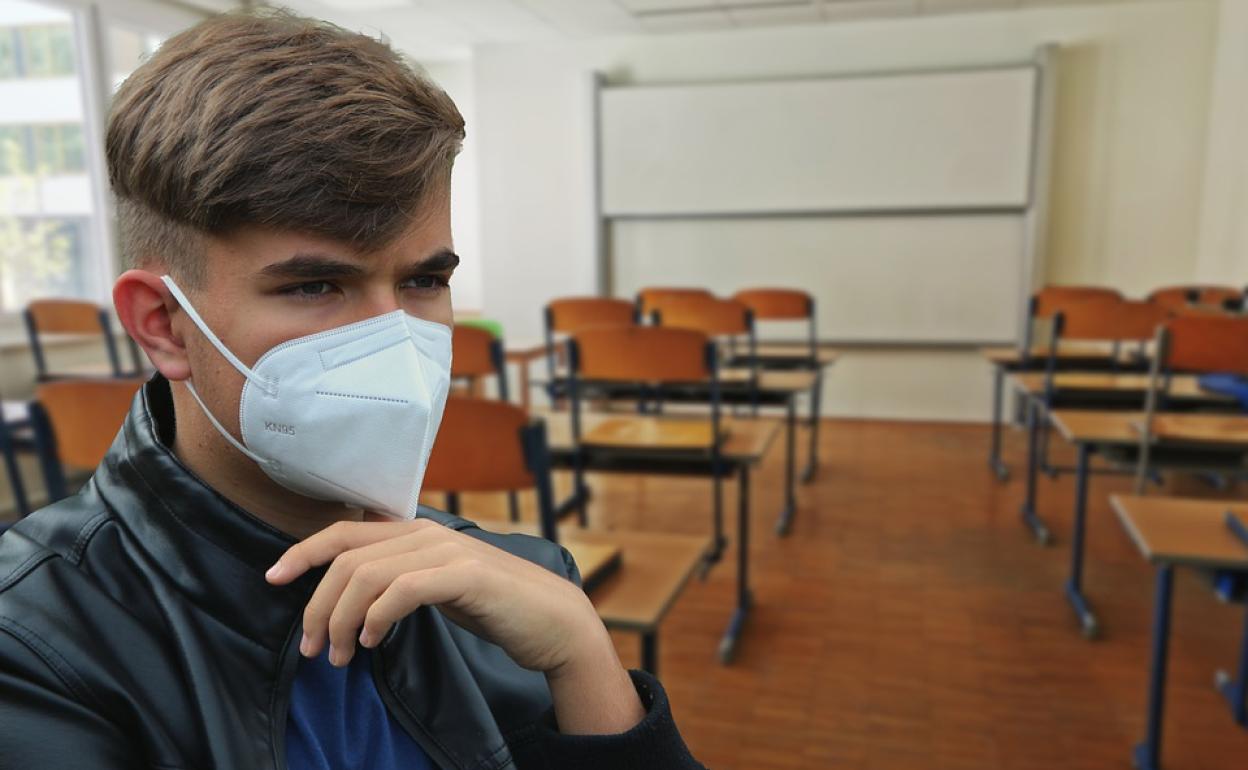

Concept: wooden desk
[[1111, 495, 1248, 770], [1009, 372, 1229, 402], [980, 343, 1123, 367], [735, 344, 839, 367], [982, 344, 1146, 482], [563, 540, 622, 587], [537, 408, 779, 664], [583, 416, 718, 451], [1140, 414, 1248, 447], [548, 368, 809, 535], [724, 348, 833, 485], [719, 368, 819, 393], [1009, 371, 1236, 544], [482, 520, 711, 673], [1112, 496, 1248, 568], [1032, 410, 1248, 639], [539, 410, 781, 464]]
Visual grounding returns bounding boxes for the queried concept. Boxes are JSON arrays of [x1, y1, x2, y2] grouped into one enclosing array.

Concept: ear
[[113, 270, 191, 381]]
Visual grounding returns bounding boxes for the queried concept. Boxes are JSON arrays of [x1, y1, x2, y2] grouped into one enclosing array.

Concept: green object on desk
[[457, 317, 504, 339]]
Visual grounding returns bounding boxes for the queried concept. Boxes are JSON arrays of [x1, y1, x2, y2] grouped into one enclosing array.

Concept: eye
[[279, 281, 338, 300], [400, 274, 450, 295]]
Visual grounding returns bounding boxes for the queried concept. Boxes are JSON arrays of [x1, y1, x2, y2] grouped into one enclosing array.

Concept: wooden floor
[[465, 418, 1248, 770]]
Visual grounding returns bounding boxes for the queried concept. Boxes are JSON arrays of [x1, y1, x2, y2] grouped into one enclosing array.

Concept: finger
[[301, 528, 450, 657], [266, 518, 435, 584], [360, 563, 478, 649], [323, 543, 463, 665]]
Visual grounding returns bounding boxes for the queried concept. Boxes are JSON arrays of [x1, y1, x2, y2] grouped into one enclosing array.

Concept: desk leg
[[775, 398, 797, 536], [989, 364, 1010, 481], [641, 631, 658, 676], [1019, 396, 1052, 545], [700, 469, 726, 579], [1064, 443, 1099, 638], [800, 369, 822, 484], [1133, 564, 1174, 770], [718, 464, 753, 665], [1216, 601, 1248, 727]]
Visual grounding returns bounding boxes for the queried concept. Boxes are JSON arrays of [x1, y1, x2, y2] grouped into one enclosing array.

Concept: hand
[[265, 517, 601, 672], [265, 516, 646, 735]]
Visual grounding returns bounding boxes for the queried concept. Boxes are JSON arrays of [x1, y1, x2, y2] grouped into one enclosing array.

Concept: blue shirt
[[285, 647, 435, 770]]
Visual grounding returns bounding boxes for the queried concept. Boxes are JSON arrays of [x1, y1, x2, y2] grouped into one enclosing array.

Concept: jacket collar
[[95, 375, 320, 651]]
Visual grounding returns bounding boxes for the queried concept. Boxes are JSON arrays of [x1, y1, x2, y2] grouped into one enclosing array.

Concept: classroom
[[1, 0, 1247, 768]]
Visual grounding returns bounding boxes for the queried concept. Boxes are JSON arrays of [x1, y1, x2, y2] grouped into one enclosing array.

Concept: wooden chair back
[[423, 396, 560, 540], [24, 299, 134, 380], [1148, 285, 1243, 311], [451, 324, 509, 400], [31, 377, 144, 502], [636, 287, 715, 317], [570, 326, 712, 383], [655, 297, 752, 337], [731, 288, 812, 321], [547, 298, 637, 334]]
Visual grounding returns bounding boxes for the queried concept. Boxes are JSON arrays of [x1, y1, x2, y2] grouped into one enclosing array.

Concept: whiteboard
[[601, 68, 1037, 216], [611, 214, 1025, 343]]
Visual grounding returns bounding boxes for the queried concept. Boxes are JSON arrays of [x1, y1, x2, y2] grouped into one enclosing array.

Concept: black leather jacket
[[0, 378, 703, 769]]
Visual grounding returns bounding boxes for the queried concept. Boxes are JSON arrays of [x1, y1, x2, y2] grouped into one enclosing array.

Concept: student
[[0, 11, 703, 769]]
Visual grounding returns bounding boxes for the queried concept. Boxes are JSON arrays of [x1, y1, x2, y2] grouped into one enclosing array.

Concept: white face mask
[[162, 276, 452, 520]]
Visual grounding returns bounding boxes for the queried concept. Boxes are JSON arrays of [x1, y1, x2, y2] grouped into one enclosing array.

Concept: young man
[[0, 11, 704, 769]]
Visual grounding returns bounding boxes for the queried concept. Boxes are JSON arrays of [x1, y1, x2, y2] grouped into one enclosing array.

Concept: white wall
[[1196, 0, 1248, 284], [473, 0, 1217, 421], [421, 61, 486, 314]]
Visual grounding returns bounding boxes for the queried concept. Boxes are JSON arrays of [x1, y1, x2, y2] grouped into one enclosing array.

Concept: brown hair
[[107, 10, 465, 284]]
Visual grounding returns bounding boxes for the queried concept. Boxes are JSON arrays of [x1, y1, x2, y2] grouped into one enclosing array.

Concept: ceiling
[[176, 0, 1186, 61]]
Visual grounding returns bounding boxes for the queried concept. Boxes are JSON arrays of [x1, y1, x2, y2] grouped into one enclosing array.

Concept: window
[[0, 0, 97, 314], [0, 0, 175, 317]]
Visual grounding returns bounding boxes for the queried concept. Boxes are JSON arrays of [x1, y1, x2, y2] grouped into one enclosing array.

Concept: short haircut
[[106, 10, 465, 285]]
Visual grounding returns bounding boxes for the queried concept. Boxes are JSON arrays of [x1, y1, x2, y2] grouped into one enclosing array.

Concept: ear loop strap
[[161, 276, 276, 396], [183, 380, 272, 468], [161, 275, 275, 468]]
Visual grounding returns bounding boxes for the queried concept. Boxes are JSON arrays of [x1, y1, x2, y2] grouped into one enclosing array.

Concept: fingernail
[[299, 633, 310, 657], [265, 563, 285, 582], [328, 645, 340, 666], [359, 629, 373, 648]]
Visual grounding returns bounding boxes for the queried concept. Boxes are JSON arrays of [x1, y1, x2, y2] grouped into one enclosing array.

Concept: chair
[[566, 325, 725, 546], [1134, 315, 1248, 493], [635, 287, 715, 319], [1148, 285, 1244, 311], [731, 288, 817, 362], [423, 396, 559, 540], [1023, 285, 1125, 355], [24, 299, 144, 382], [451, 324, 509, 401], [1031, 297, 1171, 476], [653, 296, 759, 413], [450, 324, 520, 521], [422, 394, 708, 674], [1043, 297, 1170, 387], [543, 298, 638, 399], [29, 378, 145, 503]]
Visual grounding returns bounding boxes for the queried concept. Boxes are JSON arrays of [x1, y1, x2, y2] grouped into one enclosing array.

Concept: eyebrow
[[259, 249, 461, 281]]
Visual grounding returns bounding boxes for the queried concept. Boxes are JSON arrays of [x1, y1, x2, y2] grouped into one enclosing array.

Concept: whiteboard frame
[[591, 52, 1058, 347]]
